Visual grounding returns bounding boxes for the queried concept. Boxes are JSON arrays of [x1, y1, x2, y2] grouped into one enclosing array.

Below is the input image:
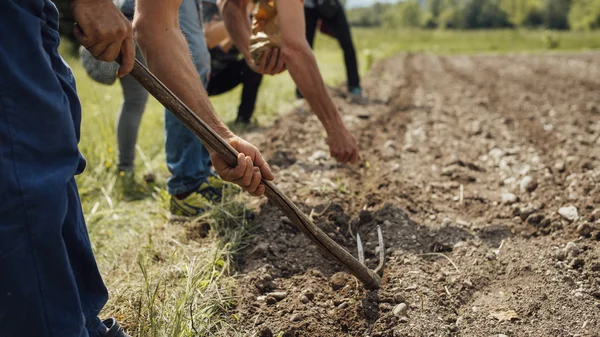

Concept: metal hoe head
[[356, 225, 385, 274]]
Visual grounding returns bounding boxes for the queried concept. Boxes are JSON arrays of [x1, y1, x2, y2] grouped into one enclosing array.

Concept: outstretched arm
[[218, 0, 254, 64], [133, 0, 273, 195], [276, 0, 360, 164]]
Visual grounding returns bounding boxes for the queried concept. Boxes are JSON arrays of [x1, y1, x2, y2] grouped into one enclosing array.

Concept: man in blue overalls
[[0, 0, 273, 336]]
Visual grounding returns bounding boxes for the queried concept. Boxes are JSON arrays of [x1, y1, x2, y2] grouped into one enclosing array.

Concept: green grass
[[64, 27, 600, 336]]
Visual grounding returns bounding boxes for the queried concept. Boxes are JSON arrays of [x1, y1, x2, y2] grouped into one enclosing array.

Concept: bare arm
[[134, 0, 273, 195], [218, 0, 254, 63], [276, 0, 359, 163]]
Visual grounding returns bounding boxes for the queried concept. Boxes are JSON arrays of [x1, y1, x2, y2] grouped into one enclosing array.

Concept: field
[[65, 29, 600, 336]]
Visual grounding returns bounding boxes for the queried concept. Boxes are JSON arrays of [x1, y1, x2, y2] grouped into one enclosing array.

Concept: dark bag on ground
[[315, 0, 341, 20]]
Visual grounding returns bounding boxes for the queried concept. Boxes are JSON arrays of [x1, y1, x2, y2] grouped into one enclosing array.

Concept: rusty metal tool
[[126, 59, 385, 289]]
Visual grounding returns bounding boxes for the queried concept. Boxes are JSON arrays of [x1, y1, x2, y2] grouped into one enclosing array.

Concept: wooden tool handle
[[129, 59, 381, 289]]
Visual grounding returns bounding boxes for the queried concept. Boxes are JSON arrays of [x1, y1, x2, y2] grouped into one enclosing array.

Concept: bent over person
[[219, 0, 360, 164], [0, 0, 273, 336]]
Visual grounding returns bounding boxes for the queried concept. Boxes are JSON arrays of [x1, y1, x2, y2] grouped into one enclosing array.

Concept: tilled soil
[[229, 53, 600, 336]]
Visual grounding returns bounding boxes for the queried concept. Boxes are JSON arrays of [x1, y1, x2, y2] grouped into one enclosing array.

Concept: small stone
[[498, 335, 508, 337], [591, 291, 600, 299], [489, 148, 505, 160], [453, 241, 466, 249], [502, 192, 518, 205], [441, 217, 452, 228], [565, 242, 580, 257], [384, 220, 392, 226], [290, 313, 303, 322], [299, 295, 310, 304], [526, 214, 545, 226], [302, 290, 314, 301], [265, 296, 277, 305], [309, 150, 328, 162], [563, 275, 576, 287], [575, 292, 583, 297], [330, 272, 351, 291], [554, 161, 566, 172], [520, 176, 538, 193], [259, 327, 273, 337], [269, 292, 288, 301], [570, 258, 585, 269], [394, 293, 406, 304], [398, 317, 409, 323], [559, 205, 578, 221], [487, 252, 497, 261], [577, 222, 593, 237], [393, 303, 408, 316]]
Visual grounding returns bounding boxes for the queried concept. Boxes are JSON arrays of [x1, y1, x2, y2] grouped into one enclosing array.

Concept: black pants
[[207, 60, 263, 123], [304, 6, 360, 90]]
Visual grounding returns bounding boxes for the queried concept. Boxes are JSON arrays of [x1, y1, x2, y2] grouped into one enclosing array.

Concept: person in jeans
[[0, 0, 273, 336], [297, 0, 364, 102], [116, 0, 233, 217], [202, 1, 263, 125]]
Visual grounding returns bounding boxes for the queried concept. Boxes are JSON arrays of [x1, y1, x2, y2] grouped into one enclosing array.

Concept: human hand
[[244, 47, 286, 75], [210, 137, 275, 196], [71, 0, 134, 77], [326, 127, 360, 164]]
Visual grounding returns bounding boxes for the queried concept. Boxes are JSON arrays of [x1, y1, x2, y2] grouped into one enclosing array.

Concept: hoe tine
[[357, 233, 365, 264], [374, 225, 385, 274]]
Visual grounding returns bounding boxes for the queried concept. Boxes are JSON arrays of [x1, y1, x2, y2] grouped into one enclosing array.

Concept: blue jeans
[[164, 0, 213, 195], [0, 1, 108, 337]]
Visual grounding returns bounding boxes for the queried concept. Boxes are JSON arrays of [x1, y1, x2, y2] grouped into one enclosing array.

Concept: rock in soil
[[268, 291, 288, 301], [565, 242, 580, 257], [577, 222, 593, 236], [330, 272, 351, 291], [290, 313, 303, 322], [558, 205, 579, 221], [502, 192, 517, 204], [393, 303, 408, 316]]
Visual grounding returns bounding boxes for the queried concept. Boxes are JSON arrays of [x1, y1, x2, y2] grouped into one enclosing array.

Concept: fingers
[[266, 48, 279, 73], [230, 138, 274, 181], [117, 37, 135, 77], [258, 48, 271, 74], [258, 48, 286, 75], [97, 41, 121, 63], [211, 137, 274, 197], [271, 49, 286, 74]]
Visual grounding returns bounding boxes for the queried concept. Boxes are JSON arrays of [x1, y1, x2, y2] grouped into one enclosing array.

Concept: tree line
[[346, 0, 600, 30]]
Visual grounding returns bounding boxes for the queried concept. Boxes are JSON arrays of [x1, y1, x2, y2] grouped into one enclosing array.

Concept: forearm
[[134, 20, 234, 142], [284, 45, 344, 132], [219, 0, 252, 56]]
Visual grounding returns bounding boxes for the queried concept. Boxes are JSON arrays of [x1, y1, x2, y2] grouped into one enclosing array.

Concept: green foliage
[[543, 30, 561, 48], [346, 0, 600, 30], [462, 0, 513, 29], [543, 0, 572, 29], [569, 0, 600, 30]]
